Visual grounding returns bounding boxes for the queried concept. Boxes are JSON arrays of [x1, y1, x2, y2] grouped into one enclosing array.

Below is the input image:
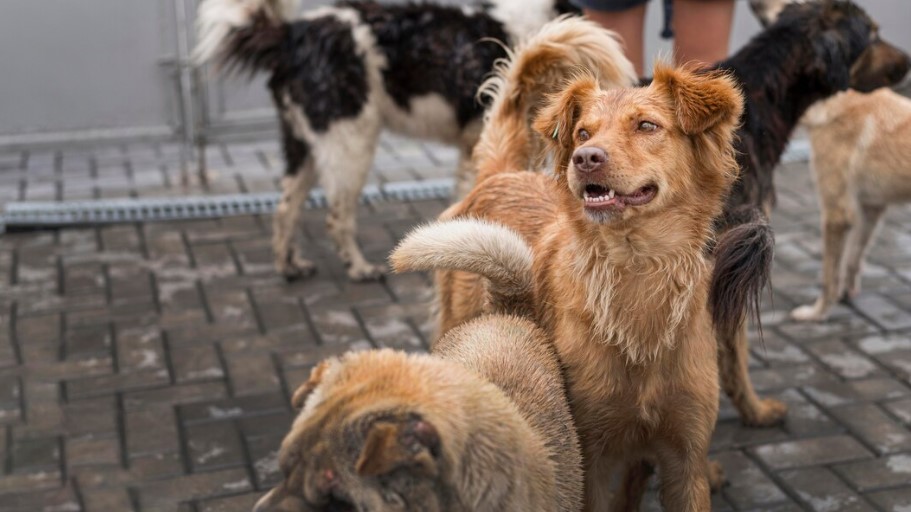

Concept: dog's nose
[[572, 147, 608, 172]]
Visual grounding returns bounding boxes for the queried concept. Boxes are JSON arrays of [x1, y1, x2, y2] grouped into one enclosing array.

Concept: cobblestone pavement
[[0, 134, 458, 204], [2, 137, 911, 511]]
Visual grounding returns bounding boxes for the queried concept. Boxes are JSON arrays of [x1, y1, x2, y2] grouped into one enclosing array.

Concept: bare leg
[[673, 0, 735, 67], [842, 203, 886, 300], [719, 325, 788, 426], [584, 4, 647, 76]]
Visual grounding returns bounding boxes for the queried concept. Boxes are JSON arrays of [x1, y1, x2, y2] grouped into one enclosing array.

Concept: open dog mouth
[[582, 183, 657, 211]]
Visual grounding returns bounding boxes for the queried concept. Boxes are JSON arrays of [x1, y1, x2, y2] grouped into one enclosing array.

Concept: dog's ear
[[652, 64, 744, 135], [355, 417, 441, 478], [533, 75, 600, 170], [291, 359, 334, 410]]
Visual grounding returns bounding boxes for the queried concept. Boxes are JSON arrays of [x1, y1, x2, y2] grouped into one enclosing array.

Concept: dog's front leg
[[654, 444, 711, 512], [610, 459, 653, 511], [719, 325, 787, 426]]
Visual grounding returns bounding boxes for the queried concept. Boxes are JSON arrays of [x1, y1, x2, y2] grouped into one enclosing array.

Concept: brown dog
[[254, 314, 583, 512], [792, 87, 911, 321], [393, 64, 744, 510]]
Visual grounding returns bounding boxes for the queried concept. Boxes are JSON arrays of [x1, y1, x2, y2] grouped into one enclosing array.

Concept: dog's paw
[[790, 302, 827, 322], [348, 263, 387, 282], [278, 257, 318, 282], [707, 460, 726, 492], [742, 398, 788, 427]]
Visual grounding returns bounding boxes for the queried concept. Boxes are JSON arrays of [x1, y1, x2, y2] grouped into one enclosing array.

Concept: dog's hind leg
[[273, 122, 319, 281], [317, 122, 384, 282], [719, 325, 788, 427], [842, 203, 886, 300], [792, 198, 856, 322]]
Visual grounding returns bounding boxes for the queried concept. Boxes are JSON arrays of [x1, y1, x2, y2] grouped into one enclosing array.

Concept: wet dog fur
[[791, 88, 911, 321], [194, 0, 618, 282], [253, 315, 583, 512], [394, 63, 744, 510], [700, 0, 910, 427]]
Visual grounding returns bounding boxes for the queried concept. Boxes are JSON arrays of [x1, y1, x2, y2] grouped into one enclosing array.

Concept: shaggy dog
[[254, 316, 582, 512], [791, 88, 911, 321], [393, 57, 745, 511], [701, 0, 911, 427], [194, 0, 632, 281]]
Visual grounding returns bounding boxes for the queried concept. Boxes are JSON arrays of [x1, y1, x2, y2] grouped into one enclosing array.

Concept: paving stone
[[780, 467, 873, 512], [714, 450, 788, 509], [829, 403, 911, 455], [867, 487, 911, 512], [835, 453, 911, 491], [753, 435, 873, 470], [67, 436, 121, 467], [884, 398, 911, 425], [5, 144, 911, 510], [804, 340, 882, 379], [136, 468, 252, 511], [185, 421, 245, 471]]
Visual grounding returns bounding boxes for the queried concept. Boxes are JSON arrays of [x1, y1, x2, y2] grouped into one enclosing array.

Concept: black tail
[[710, 207, 774, 340], [194, 0, 295, 75]]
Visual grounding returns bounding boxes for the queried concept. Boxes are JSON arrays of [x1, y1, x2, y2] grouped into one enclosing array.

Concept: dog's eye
[[638, 121, 658, 132], [578, 128, 590, 141]]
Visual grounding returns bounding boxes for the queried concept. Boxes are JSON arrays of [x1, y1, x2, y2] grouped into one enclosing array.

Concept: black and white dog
[[196, 0, 633, 281]]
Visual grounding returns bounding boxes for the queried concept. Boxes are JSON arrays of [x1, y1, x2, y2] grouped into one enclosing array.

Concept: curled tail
[[710, 207, 774, 341], [390, 219, 534, 317], [194, 0, 300, 73], [473, 15, 636, 182]]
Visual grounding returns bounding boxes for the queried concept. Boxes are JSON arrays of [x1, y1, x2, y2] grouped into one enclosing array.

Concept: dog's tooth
[[608, 189, 615, 199]]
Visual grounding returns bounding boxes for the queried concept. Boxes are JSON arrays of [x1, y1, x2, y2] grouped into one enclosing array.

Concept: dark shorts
[[569, 0, 650, 11]]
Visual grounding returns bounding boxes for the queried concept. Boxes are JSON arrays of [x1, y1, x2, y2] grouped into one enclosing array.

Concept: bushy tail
[[710, 207, 774, 341], [194, 0, 300, 73], [390, 219, 534, 317], [473, 15, 636, 182]]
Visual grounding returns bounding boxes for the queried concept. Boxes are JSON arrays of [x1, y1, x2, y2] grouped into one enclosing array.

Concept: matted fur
[[472, 15, 635, 182], [255, 314, 583, 511], [411, 62, 744, 509], [792, 88, 911, 322]]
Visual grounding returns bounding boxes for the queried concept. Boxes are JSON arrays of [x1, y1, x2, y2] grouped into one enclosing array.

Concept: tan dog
[[791, 87, 911, 321], [254, 314, 583, 512], [394, 64, 744, 510]]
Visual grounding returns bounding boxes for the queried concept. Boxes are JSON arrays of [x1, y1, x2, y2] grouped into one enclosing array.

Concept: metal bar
[[0, 179, 455, 233]]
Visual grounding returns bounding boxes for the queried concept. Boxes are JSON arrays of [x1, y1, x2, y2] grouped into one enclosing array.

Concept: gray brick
[[714, 451, 788, 509], [830, 403, 911, 455], [753, 435, 873, 470], [836, 454, 911, 491], [780, 467, 871, 512]]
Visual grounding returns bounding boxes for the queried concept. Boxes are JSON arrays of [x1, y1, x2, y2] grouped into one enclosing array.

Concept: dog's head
[[767, 1, 909, 92], [534, 65, 743, 227], [255, 353, 448, 512]]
